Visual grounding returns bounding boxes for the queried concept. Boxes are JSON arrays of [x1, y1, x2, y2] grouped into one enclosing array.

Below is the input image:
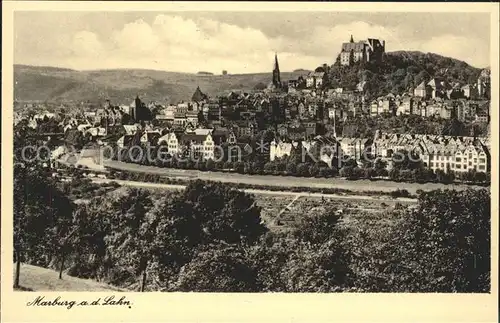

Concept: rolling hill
[[14, 51, 484, 106], [14, 64, 308, 105]]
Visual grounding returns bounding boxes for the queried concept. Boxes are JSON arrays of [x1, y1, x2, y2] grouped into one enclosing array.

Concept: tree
[[391, 149, 423, 171], [286, 161, 297, 175], [283, 209, 351, 291], [296, 163, 310, 177], [104, 188, 153, 291], [389, 168, 400, 181], [264, 161, 275, 173], [54, 208, 86, 279], [243, 162, 254, 174], [384, 189, 490, 292], [293, 209, 343, 245], [254, 82, 267, 91], [374, 158, 388, 175], [308, 164, 320, 177], [280, 239, 351, 292], [319, 167, 336, 178], [13, 164, 73, 288], [173, 244, 258, 292], [223, 160, 234, 170], [183, 181, 268, 245], [205, 159, 215, 171], [195, 159, 206, 171], [363, 167, 375, 179], [144, 192, 202, 287], [234, 161, 245, 174]]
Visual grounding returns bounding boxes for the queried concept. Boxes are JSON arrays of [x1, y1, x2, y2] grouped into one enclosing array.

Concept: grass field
[[13, 264, 125, 292], [102, 160, 483, 194]]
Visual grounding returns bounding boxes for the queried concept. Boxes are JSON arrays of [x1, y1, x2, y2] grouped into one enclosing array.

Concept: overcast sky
[[14, 12, 491, 73]]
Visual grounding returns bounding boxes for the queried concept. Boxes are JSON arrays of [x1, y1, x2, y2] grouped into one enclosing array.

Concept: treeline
[[59, 163, 415, 199], [14, 166, 490, 292], [103, 142, 490, 186]]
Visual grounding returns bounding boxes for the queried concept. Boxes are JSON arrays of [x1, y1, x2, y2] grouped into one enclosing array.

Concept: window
[[441, 163, 444, 168], [479, 158, 486, 164], [456, 157, 461, 162], [456, 164, 461, 169], [479, 165, 485, 170], [469, 162, 472, 166], [474, 158, 477, 163], [469, 153, 472, 159]]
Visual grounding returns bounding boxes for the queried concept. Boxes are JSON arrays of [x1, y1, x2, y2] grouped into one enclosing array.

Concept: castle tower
[[272, 53, 281, 88]]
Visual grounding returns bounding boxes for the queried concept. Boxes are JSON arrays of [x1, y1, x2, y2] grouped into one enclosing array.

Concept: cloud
[[112, 19, 160, 54], [79, 16, 403, 72], [72, 31, 104, 58], [15, 13, 490, 72]]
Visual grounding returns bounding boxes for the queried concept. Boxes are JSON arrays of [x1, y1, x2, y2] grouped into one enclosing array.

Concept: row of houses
[[372, 131, 490, 173], [366, 95, 489, 122], [270, 136, 372, 166], [414, 72, 491, 101], [269, 129, 490, 174], [116, 126, 245, 161]]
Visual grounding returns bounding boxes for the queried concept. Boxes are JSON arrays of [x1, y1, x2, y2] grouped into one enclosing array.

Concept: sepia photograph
[[10, 9, 494, 293], [2, 2, 499, 322]]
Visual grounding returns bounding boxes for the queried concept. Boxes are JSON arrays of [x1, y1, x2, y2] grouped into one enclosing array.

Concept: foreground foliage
[[14, 172, 490, 292]]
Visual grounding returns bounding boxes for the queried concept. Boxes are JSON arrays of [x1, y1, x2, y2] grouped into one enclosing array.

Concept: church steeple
[[272, 52, 281, 88], [350, 34, 354, 43]]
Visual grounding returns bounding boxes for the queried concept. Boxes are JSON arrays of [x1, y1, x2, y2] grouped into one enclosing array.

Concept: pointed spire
[[350, 35, 354, 43], [272, 52, 281, 89]]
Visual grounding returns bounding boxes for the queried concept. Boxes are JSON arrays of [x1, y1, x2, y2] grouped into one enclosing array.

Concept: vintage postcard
[[1, 1, 499, 322]]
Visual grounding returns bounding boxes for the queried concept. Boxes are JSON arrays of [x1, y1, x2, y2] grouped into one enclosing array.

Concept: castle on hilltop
[[339, 35, 385, 66]]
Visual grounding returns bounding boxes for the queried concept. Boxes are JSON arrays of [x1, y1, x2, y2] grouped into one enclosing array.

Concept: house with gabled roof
[[427, 78, 452, 99], [178, 132, 215, 160], [306, 71, 326, 89], [117, 134, 136, 149]]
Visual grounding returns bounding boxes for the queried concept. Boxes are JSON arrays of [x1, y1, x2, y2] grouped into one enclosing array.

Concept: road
[[91, 178, 418, 204], [101, 160, 484, 195]]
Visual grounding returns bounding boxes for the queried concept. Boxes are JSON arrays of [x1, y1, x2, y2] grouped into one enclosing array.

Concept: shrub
[[296, 163, 310, 177], [390, 189, 411, 198]]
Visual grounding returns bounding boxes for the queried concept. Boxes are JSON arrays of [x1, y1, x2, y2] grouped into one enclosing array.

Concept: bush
[[309, 164, 320, 177], [285, 162, 297, 175], [318, 167, 333, 178], [234, 161, 245, 174], [206, 159, 216, 171], [296, 163, 310, 177], [390, 189, 411, 198]]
